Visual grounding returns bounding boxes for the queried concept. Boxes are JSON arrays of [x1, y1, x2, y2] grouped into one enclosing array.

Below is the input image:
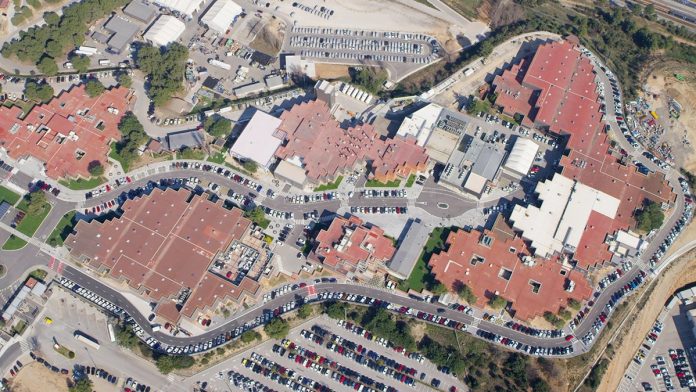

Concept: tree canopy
[[24, 81, 54, 103], [135, 43, 188, 106], [69, 53, 90, 73], [69, 378, 93, 392], [87, 160, 104, 176], [263, 317, 289, 339], [85, 79, 105, 97], [156, 355, 194, 374], [635, 199, 665, 232], [204, 116, 231, 139], [112, 112, 148, 171]]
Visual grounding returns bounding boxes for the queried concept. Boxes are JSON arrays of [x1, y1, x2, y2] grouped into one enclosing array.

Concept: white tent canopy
[[201, 0, 243, 33], [504, 138, 539, 177], [144, 15, 186, 47], [154, 0, 205, 17]]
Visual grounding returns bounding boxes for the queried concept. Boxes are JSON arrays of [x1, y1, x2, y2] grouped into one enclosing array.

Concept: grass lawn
[[13, 320, 26, 335], [109, 143, 132, 172], [207, 152, 226, 164], [54, 344, 76, 359], [59, 176, 105, 190], [0, 185, 21, 205], [405, 174, 416, 188], [314, 176, 344, 192], [177, 148, 206, 160], [398, 227, 450, 292], [365, 179, 401, 188], [29, 269, 47, 280], [47, 211, 76, 247], [2, 199, 51, 250]]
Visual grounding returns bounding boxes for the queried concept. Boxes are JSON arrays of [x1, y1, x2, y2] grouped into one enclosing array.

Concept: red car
[[565, 335, 574, 342]]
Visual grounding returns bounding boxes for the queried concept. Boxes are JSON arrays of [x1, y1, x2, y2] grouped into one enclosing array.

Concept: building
[[284, 55, 317, 79], [428, 217, 593, 320], [510, 174, 620, 258], [265, 74, 285, 90], [200, 0, 243, 34], [65, 188, 260, 323], [311, 215, 396, 280], [229, 110, 283, 168], [503, 137, 539, 178], [154, 0, 205, 17], [396, 104, 442, 147], [233, 81, 264, 97], [314, 80, 374, 122], [167, 130, 205, 151], [273, 100, 428, 186], [144, 15, 186, 47], [103, 15, 140, 54], [123, 0, 157, 24], [0, 85, 132, 179], [386, 219, 430, 280]]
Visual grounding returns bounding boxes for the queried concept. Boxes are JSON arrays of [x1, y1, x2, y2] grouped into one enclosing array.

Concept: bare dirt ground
[[598, 249, 696, 391], [644, 62, 696, 171], [249, 18, 287, 56], [314, 63, 350, 79], [11, 362, 70, 392]]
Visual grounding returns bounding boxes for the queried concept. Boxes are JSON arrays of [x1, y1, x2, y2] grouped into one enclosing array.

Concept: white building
[[510, 174, 620, 257], [200, 0, 243, 34], [503, 138, 539, 178], [229, 111, 283, 168], [396, 104, 442, 147], [144, 15, 186, 47], [154, 0, 205, 17]]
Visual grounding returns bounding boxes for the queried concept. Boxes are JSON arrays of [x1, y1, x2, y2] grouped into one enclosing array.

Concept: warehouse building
[[144, 15, 186, 47], [154, 0, 205, 17], [123, 0, 157, 24], [200, 0, 243, 34], [503, 137, 539, 178], [103, 15, 140, 54]]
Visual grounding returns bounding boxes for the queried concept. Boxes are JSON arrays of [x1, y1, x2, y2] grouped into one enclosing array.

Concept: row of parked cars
[[651, 177, 694, 268], [228, 369, 279, 392], [77, 364, 118, 385], [244, 351, 331, 392], [170, 161, 264, 193], [335, 320, 426, 364], [476, 329, 573, 356], [360, 189, 407, 198], [288, 192, 338, 204], [504, 321, 563, 339], [349, 206, 408, 214]]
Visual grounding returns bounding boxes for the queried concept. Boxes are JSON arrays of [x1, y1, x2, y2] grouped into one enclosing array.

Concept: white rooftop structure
[[397, 104, 443, 146], [200, 0, 243, 33], [229, 111, 283, 168], [144, 15, 186, 47], [510, 174, 620, 257], [154, 0, 205, 17], [504, 138, 539, 177]]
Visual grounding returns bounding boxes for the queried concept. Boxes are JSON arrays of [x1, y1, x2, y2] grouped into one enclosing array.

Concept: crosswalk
[[18, 339, 31, 353]]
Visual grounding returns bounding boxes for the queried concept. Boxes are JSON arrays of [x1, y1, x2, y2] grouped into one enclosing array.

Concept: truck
[[98, 59, 111, 66], [74, 330, 100, 350], [208, 59, 231, 70], [76, 46, 98, 56], [463, 68, 475, 77]]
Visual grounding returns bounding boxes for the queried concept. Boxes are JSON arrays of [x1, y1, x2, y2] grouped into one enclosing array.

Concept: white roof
[[616, 230, 641, 249], [510, 174, 620, 257], [200, 0, 243, 33], [229, 111, 283, 167], [504, 138, 539, 176], [154, 0, 205, 16], [397, 103, 442, 146], [144, 15, 186, 47], [463, 172, 487, 194]]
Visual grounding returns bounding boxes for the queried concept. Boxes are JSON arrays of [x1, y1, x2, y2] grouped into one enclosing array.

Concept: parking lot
[[189, 314, 466, 392], [631, 302, 696, 391]]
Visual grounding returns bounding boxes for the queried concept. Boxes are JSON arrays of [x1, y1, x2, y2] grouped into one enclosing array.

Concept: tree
[[25, 191, 47, 216], [297, 304, 312, 319], [156, 355, 194, 374], [70, 53, 90, 73], [242, 160, 258, 173], [263, 317, 289, 339], [324, 301, 346, 319], [531, 378, 550, 392], [112, 112, 148, 171], [85, 79, 105, 97], [69, 378, 93, 392], [244, 206, 269, 228], [488, 294, 507, 310], [635, 199, 665, 232], [204, 117, 231, 138], [240, 329, 261, 343], [24, 81, 54, 103], [117, 72, 132, 88], [430, 281, 448, 295], [135, 42, 188, 106], [87, 160, 104, 177], [452, 280, 477, 304], [37, 56, 58, 76], [644, 4, 656, 20], [115, 324, 139, 348], [568, 298, 581, 310]]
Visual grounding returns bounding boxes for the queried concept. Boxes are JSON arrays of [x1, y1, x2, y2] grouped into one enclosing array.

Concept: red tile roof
[[0, 85, 133, 179], [312, 215, 396, 276], [428, 219, 592, 320], [65, 188, 258, 323], [274, 100, 428, 183]]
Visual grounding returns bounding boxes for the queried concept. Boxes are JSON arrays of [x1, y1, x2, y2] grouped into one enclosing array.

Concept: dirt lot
[[249, 18, 287, 56], [644, 63, 696, 171], [314, 63, 350, 79], [11, 362, 70, 392], [598, 249, 696, 391]]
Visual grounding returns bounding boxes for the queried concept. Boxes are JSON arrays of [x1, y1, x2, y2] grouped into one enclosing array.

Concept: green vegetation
[[59, 176, 105, 190], [263, 317, 289, 339], [349, 67, 387, 94], [543, 311, 566, 329], [413, 0, 436, 9], [465, 96, 491, 115], [314, 176, 344, 192], [116, 72, 132, 88], [419, 334, 467, 375], [440, 0, 481, 20], [135, 43, 189, 106], [3, 191, 51, 250], [0, 185, 20, 206], [204, 116, 232, 139], [2, 0, 128, 69], [584, 358, 609, 390], [87, 161, 104, 177], [47, 211, 77, 247], [115, 323, 140, 348], [54, 344, 76, 359], [69, 53, 90, 73], [488, 294, 508, 310], [240, 330, 261, 343], [324, 301, 348, 319], [242, 160, 258, 174], [111, 112, 148, 172], [244, 206, 270, 229], [568, 298, 581, 310], [29, 269, 47, 280], [69, 378, 93, 392], [452, 280, 477, 304], [24, 81, 54, 103], [177, 147, 206, 160], [398, 226, 451, 292], [635, 199, 665, 232], [12, 320, 27, 335], [156, 355, 195, 374], [207, 152, 226, 164], [362, 307, 416, 351], [85, 79, 105, 97], [0, 265, 5, 277], [405, 174, 416, 188], [297, 304, 312, 319], [365, 179, 400, 188]]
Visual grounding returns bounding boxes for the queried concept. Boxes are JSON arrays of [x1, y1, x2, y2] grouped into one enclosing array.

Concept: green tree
[[25, 190, 47, 216], [242, 160, 258, 173], [135, 42, 188, 106], [117, 72, 132, 88], [644, 4, 656, 20], [204, 117, 231, 138], [70, 53, 90, 73], [112, 112, 148, 171], [263, 317, 289, 339], [488, 294, 507, 310], [297, 304, 312, 319], [156, 355, 195, 374], [240, 329, 261, 343], [115, 324, 139, 348], [244, 206, 269, 228], [635, 200, 665, 232], [568, 298, 581, 310], [24, 81, 54, 103], [69, 378, 93, 392], [531, 378, 550, 392], [37, 56, 58, 76], [85, 79, 105, 97], [452, 280, 477, 304], [87, 160, 104, 176], [324, 301, 346, 319]]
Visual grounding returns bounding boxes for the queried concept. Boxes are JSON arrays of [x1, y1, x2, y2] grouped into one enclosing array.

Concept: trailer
[[208, 59, 232, 70], [74, 330, 100, 350]]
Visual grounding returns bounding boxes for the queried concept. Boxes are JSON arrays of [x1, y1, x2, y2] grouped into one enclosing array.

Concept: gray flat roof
[[123, 0, 157, 23], [388, 220, 431, 280], [104, 16, 139, 53], [234, 81, 264, 97], [167, 130, 205, 151], [471, 144, 506, 180]]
